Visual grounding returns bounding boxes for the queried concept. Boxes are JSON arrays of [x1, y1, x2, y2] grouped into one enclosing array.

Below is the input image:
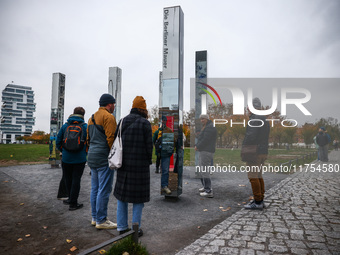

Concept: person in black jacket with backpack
[[56, 107, 87, 211]]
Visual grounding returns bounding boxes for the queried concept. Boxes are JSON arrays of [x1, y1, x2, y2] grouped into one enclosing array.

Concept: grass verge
[[0, 144, 50, 166], [105, 236, 148, 255]]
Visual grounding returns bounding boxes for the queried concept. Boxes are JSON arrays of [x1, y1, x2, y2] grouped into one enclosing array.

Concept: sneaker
[[161, 186, 172, 194], [249, 199, 266, 208], [96, 220, 117, 229], [69, 203, 83, 211], [198, 187, 205, 193], [244, 200, 264, 210], [200, 191, 213, 198], [91, 220, 96, 226]]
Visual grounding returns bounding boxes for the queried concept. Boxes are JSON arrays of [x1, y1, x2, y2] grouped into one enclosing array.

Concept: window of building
[[16, 89, 25, 94]]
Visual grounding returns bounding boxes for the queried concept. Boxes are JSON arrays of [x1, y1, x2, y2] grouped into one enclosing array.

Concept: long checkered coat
[[113, 109, 153, 203]]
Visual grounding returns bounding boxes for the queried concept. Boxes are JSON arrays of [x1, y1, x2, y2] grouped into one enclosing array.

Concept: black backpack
[[62, 122, 86, 152]]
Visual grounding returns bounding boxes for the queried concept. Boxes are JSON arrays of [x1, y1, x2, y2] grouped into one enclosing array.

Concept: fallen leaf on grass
[[25, 234, 31, 237], [99, 250, 106, 254], [70, 246, 77, 252], [66, 239, 72, 244], [17, 238, 23, 242]]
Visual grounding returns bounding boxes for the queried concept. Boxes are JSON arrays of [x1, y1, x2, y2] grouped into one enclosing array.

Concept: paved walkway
[[176, 151, 340, 255]]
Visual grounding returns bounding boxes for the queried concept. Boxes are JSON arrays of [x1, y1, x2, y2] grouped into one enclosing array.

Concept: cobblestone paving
[[176, 151, 340, 255]]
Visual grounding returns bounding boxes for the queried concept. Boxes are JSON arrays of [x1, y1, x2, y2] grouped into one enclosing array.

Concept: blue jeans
[[117, 200, 144, 231], [90, 166, 114, 224], [161, 156, 171, 187]]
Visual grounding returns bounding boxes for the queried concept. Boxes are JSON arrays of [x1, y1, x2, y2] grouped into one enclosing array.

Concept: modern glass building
[[0, 84, 36, 144]]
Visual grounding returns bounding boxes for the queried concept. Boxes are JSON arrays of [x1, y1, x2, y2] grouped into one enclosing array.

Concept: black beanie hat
[[99, 93, 115, 106]]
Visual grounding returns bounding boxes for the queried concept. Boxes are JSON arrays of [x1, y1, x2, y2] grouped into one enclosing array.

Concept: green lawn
[[0, 144, 50, 166], [1, 144, 317, 169]]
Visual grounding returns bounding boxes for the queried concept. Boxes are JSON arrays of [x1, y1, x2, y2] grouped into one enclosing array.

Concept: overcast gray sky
[[1, 0, 339, 132]]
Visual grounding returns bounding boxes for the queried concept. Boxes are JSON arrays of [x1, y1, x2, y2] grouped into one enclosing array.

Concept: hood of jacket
[[67, 114, 85, 124]]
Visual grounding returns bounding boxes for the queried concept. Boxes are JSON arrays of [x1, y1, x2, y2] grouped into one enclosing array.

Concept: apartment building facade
[[0, 84, 36, 144]]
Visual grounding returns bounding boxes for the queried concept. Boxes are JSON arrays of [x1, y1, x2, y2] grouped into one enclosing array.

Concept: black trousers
[[156, 155, 161, 170], [61, 162, 85, 205], [57, 173, 68, 198]]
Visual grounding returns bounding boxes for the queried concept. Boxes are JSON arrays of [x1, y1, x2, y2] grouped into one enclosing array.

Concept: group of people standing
[[58, 94, 327, 237], [56, 94, 152, 236]]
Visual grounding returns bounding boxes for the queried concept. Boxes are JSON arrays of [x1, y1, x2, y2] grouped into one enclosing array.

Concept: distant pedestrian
[[152, 120, 164, 174], [316, 127, 329, 162], [87, 94, 117, 229], [56, 107, 87, 210], [114, 96, 153, 237], [160, 115, 175, 195], [334, 140, 339, 151], [242, 98, 270, 210], [195, 114, 217, 198]]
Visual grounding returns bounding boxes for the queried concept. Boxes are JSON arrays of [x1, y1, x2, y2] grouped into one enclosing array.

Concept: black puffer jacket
[[242, 114, 270, 155], [196, 120, 217, 153]]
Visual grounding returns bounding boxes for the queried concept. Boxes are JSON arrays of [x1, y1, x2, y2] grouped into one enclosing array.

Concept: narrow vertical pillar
[[108, 67, 122, 121], [195, 51, 208, 165], [49, 72, 65, 168], [195, 50, 208, 117], [160, 6, 184, 197]]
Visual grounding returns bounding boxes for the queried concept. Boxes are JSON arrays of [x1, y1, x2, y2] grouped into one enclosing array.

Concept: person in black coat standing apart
[[114, 96, 153, 237], [242, 98, 270, 210]]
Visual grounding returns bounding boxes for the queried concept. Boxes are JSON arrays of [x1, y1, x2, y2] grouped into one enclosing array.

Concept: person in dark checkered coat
[[113, 96, 153, 236]]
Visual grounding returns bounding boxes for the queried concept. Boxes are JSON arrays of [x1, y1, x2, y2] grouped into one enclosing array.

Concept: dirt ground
[[0, 163, 289, 255]]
